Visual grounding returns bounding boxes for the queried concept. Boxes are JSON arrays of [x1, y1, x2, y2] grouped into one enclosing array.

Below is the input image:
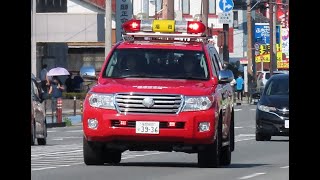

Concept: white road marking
[[238, 134, 255, 137], [280, 166, 289, 168], [235, 138, 255, 142], [239, 172, 266, 179], [32, 133, 257, 171], [66, 130, 83, 132], [51, 137, 82, 140], [122, 152, 166, 159], [59, 136, 82, 139], [32, 167, 57, 171], [234, 109, 242, 112], [31, 149, 83, 157], [235, 127, 243, 129], [47, 130, 57, 133]]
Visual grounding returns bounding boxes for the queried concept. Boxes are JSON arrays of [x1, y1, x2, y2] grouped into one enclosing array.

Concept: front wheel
[[198, 116, 222, 168], [104, 150, 122, 164], [256, 132, 271, 141], [83, 137, 104, 165], [37, 120, 47, 145], [31, 121, 35, 145]]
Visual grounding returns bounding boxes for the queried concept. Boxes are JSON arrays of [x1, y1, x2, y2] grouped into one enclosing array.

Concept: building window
[[233, 11, 238, 29], [36, 0, 67, 13], [209, 0, 216, 14], [182, 0, 190, 14]]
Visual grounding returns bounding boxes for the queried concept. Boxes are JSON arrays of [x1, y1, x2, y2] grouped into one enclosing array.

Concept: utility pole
[[202, 0, 209, 35], [269, 0, 276, 75], [246, 0, 253, 76], [162, 0, 174, 19], [142, 0, 149, 19], [272, 2, 277, 72], [105, 0, 112, 60], [32, 0, 37, 76], [223, 24, 229, 63]]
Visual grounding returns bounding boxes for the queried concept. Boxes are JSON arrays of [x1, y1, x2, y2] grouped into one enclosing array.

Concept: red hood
[[92, 78, 216, 96]]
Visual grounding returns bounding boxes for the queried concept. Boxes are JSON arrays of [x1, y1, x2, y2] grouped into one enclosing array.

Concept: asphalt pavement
[[31, 104, 289, 180]]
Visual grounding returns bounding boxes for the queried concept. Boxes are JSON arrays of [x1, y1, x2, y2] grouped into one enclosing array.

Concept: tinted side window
[[213, 54, 222, 71], [207, 45, 218, 77]]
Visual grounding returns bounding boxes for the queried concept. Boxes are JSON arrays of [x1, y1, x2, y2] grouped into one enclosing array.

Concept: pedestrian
[[48, 76, 64, 118], [235, 73, 244, 101], [40, 64, 49, 93], [65, 73, 74, 92], [73, 72, 84, 93]]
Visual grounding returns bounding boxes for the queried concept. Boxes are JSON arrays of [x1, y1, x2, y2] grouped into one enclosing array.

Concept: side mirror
[[218, 70, 234, 84], [80, 66, 97, 80]]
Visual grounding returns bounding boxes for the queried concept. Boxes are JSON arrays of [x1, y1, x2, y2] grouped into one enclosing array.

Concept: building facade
[[32, 0, 251, 76]]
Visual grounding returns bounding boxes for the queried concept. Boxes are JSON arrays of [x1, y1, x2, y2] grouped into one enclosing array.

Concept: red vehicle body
[[81, 20, 235, 168]]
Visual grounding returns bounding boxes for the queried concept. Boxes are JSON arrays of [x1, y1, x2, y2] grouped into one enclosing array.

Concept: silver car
[[256, 70, 289, 92], [31, 74, 48, 145]]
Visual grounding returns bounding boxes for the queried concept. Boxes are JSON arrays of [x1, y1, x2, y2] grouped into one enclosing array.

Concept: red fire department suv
[[81, 19, 235, 168]]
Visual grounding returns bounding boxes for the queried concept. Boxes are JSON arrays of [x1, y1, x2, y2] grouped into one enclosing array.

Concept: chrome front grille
[[115, 93, 183, 114]]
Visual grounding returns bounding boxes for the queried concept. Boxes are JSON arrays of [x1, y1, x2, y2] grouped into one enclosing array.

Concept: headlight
[[182, 96, 213, 112], [88, 93, 115, 109], [258, 105, 276, 112]]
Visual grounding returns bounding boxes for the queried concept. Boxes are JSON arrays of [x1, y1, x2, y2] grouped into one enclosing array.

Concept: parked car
[[31, 73, 48, 145], [256, 74, 289, 141], [256, 70, 288, 92]]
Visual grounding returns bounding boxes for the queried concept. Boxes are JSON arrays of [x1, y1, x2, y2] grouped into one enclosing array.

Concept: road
[[31, 104, 289, 180]]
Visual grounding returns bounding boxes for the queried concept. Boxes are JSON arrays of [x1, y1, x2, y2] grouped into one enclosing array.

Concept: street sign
[[219, 0, 234, 13], [254, 23, 281, 45], [218, 12, 233, 25]]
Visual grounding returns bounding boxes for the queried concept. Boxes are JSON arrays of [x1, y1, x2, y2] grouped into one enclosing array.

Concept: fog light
[[88, 119, 98, 129], [199, 122, 210, 132]]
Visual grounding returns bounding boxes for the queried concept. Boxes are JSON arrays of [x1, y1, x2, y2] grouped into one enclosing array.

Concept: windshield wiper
[[116, 74, 148, 78], [172, 76, 206, 80]]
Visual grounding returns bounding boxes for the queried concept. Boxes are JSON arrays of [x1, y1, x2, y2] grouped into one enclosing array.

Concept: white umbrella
[[47, 67, 70, 76]]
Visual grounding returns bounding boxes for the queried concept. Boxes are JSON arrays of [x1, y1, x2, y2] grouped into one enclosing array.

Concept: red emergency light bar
[[122, 19, 206, 34]]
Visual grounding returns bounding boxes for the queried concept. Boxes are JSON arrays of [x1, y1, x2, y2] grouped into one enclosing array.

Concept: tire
[[230, 109, 235, 152], [83, 137, 104, 165], [220, 111, 233, 166], [198, 115, 222, 168], [220, 142, 231, 166], [104, 150, 122, 164], [31, 121, 35, 146], [256, 132, 271, 141], [37, 120, 47, 145]]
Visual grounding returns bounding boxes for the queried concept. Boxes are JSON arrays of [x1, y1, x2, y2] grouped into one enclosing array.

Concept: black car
[[256, 74, 289, 141]]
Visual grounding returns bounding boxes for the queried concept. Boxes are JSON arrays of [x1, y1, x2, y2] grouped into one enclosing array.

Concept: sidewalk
[[46, 109, 82, 127]]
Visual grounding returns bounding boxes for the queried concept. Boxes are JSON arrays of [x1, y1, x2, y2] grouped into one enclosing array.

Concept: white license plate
[[136, 121, 159, 134], [285, 120, 289, 128]]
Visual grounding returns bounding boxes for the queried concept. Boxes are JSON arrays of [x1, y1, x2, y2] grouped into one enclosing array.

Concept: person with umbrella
[[48, 76, 64, 119]]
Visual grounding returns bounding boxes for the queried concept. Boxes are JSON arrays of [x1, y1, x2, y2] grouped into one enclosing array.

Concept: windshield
[[102, 49, 209, 80], [265, 78, 289, 96]]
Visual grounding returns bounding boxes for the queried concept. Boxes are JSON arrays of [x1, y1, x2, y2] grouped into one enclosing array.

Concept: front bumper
[[256, 109, 289, 136], [83, 106, 218, 145]]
